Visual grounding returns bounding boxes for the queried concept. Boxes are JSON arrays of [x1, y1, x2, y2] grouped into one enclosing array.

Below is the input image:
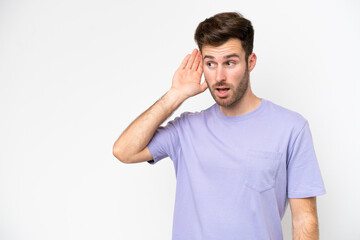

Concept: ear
[[247, 53, 257, 72]]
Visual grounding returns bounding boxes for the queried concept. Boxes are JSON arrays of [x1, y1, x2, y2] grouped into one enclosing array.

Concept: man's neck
[[219, 93, 262, 117]]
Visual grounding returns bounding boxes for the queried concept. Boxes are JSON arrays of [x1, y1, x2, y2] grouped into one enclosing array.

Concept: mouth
[[215, 87, 230, 97], [216, 87, 230, 92]]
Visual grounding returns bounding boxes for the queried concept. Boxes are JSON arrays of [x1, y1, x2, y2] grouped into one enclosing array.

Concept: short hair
[[194, 12, 254, 61]]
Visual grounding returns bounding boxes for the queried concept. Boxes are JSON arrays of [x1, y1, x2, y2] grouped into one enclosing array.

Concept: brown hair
[[194, 12, 254, 62]]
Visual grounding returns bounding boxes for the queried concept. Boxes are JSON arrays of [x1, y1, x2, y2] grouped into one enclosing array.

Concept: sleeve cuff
[[288, 189, 326, 198], [147, 139, 159, 165]]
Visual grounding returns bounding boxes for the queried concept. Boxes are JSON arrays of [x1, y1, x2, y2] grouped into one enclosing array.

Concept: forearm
[[292, 214, 319, 240], [113, 89, 186, 162]]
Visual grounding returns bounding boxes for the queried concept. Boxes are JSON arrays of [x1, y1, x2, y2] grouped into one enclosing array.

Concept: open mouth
[[216, 88, 230, 93], [215, 87, 230, 97]]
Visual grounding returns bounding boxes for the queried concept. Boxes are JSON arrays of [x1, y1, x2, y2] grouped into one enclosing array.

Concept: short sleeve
[[287, 121, 326, 198], [147, 116, 181, 165]]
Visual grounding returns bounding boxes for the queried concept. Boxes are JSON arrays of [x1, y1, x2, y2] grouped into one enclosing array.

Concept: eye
[[226, 61, 235, 66], [207, 62, 214, 67]]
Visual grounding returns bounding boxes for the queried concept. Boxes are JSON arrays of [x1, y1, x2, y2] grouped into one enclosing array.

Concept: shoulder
[[264, 99, 308, 130], [168, 104, 215, 128], [177, 104, 215, 121]]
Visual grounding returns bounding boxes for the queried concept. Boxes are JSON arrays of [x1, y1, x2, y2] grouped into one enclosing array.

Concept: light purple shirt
[[147, 98, 326, 240]]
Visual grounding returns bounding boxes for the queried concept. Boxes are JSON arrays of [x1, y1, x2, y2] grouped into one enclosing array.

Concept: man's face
[[202, 38, 250, 107]]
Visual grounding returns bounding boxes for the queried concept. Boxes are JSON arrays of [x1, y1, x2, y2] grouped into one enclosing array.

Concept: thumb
[[200, 80, 208, 92]]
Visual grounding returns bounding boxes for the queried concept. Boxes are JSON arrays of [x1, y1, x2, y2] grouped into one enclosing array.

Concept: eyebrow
[[203, 53, 240, 60], [224, 54, 240, 59]]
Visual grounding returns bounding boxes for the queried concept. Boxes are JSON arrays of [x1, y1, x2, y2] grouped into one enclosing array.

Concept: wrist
[[167, 88, 188, 104]]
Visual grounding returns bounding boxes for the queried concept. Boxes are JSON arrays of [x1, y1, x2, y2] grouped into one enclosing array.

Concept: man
[[113, 12, 326, 240]]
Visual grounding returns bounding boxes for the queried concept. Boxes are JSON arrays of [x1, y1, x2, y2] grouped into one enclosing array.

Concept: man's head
[[194, 12, 254, 66], [194, 12, 257, 109]]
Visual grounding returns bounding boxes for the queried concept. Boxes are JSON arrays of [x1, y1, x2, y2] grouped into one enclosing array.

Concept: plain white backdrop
[[0, 0, 359, 239]]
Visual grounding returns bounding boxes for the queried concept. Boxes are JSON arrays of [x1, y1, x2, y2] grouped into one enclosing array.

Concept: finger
[[180, 54, 191, 69], [185, 49, 198, 69], [192, 50, 201, 71], [197, 52, 203, 73]]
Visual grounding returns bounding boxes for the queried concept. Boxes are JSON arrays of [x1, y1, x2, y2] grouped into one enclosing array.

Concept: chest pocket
[[244, 149, 282, 193]]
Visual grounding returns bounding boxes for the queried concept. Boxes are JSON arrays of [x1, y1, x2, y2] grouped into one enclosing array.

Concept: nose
[[215, 66, 226, 83]]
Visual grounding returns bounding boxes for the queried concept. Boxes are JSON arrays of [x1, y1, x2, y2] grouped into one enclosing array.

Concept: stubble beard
[[207, 67, 250, 108]]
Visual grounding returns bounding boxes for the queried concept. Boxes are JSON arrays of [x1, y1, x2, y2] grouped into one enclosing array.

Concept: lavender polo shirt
[[147, 98, 326, 240]]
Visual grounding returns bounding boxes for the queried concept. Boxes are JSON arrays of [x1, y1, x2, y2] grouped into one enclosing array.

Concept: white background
[[1, 0, 359, 239]]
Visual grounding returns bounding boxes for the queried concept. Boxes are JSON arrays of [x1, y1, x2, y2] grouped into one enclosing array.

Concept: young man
[[113, 12, 326, 240]]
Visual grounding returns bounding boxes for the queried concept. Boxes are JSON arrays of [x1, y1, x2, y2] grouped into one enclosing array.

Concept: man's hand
[[170, 49, 208, 100]]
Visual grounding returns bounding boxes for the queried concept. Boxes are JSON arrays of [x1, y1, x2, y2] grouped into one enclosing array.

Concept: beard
[[207, 67, 249, 108]]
